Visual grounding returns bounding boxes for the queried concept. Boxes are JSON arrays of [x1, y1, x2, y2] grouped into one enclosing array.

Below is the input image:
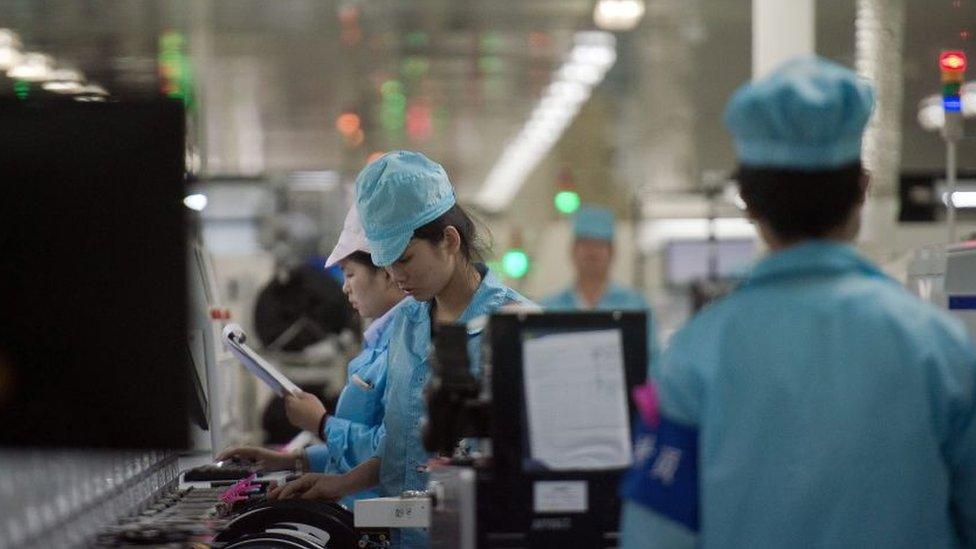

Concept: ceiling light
[[0, 29, 21, 49], [79, 84, 108, 96], [594, 0, 646, 31], [570, 45, 617, 69], [475, 31, 618, 213], [0, 47, 21, 71], [545, 81, 590, 104], [943, 191, 976, 208], [48, 68, 82, 82], [7, 52, 52, 81], [574, 30, 617, 49], [559, 62, 602, 85], [184, 194, 208, 211], [42, 81, 85, 93]]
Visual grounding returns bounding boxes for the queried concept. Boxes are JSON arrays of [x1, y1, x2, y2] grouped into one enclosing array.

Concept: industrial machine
[[907, 241, 976, 341], [355, 311, 648, 548]]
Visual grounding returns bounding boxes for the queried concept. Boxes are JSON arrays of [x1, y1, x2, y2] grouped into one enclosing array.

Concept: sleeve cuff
[[304, 444, 331, 473]]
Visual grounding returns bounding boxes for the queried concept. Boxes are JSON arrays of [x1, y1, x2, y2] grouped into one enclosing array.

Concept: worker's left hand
[[268, 473, 346, 502], [284, 390, 327, 434]]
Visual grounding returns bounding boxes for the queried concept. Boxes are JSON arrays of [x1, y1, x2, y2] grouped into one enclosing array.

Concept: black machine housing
[[426, 311, 648, 548]]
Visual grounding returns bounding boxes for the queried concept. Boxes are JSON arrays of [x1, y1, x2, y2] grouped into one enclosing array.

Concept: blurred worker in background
[[220, 204, 405, 508], [268, 151, 534, 549], [541, 204, 660, 375], [620, 56, 976, 548]]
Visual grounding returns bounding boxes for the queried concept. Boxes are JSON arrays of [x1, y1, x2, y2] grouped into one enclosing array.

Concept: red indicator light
[[940, 51, 967, 72], [335, 113, 361, 136]]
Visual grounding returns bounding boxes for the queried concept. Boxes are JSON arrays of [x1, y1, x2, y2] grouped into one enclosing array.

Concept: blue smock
[[540, 282, 660, 376], [379, 265, 533, 548], [304, 300, 403, 506], [619, 241, 976, 548]]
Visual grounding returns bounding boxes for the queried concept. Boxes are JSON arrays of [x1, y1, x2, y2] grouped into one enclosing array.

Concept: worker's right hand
[[268, 473, 347, 502], [217, 446, 297, 472], [284, 391, 328, 434]]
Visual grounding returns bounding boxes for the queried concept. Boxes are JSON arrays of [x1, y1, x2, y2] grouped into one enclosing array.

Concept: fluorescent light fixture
[[0, 47, 21, 71], [184, 194, 209, 211], [42, 81, 85, 93], [0, 29, 20, 49], [7, 52, 52, 81], [570, 45, 617, 69], [48, 68, 82, 82], [943, 191, 976, 208], [559, 62, 603, 85], [594, 0, 646, 31], [574, 30, 617, 49], [475, 31, 617, 213]]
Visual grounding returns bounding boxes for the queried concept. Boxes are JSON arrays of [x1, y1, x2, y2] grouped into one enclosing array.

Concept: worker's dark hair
[[412, 203, 487, 262], [736, 162, 866, 241], [343, 251, 382, 272]]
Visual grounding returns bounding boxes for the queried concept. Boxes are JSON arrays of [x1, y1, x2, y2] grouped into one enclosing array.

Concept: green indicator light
[[385, 92, 407, 109], [478, 56, 504, 74], [401, 56, 429, 79], [943, 82, 962, 96], [405, 31, 429, 48], [14, 80, 29, 100], [502, 249, 530, 279], [381, 80, 402, 96], [554, 190, 581, 214], [479, 33, 503, 53]]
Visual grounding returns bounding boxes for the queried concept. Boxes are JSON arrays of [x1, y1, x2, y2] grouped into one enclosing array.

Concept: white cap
[[325, 204, 371, 268]]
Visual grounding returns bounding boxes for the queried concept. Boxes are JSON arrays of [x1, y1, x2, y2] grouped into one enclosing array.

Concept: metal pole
[[947, 139, 958, 243]]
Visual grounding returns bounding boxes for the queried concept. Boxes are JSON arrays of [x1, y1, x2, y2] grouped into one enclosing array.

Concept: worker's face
[[340, 258, 400, 319], [385, 228, 461, 302], [572, 238, 613, 279]]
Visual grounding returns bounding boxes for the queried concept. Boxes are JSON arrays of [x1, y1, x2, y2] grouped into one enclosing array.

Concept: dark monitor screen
[[0, 99, 189, 449]]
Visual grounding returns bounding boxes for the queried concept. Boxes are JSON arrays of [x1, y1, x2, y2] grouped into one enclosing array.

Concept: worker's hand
[[284, 391, 327, 434], [216, 446, 299, 472], [268, 473, 347, 502]]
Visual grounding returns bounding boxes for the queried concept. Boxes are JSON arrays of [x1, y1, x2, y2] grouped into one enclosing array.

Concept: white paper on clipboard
[[221, 323, 300, 397]]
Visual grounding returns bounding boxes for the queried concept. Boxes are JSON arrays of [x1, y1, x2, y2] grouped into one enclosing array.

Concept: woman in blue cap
[[220, 204, 405, 508], [270, 151, 534, 548], [540, 204, 660, 375], [620, 56, 976, 547]]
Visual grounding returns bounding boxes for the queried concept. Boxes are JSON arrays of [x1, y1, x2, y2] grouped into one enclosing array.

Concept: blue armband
[[620, 413, 700, 532]]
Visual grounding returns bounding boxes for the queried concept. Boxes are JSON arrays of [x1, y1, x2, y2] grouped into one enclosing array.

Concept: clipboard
[[221, 323, 301, 397]]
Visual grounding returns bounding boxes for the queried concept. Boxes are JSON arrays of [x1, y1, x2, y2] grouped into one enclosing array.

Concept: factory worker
[[540, 204, 660, 375], [620, 56, 976, 548], [220, 203, 405, 507], [270, 151, 534, 548]]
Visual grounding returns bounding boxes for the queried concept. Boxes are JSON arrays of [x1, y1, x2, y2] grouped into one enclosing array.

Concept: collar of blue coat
[[398, 264, 524, 335], [363, 297, 409, 348], [742, 240, 888, 288]]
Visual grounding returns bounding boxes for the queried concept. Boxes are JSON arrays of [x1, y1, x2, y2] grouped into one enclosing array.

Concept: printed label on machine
[[533, 481, 588, 514]]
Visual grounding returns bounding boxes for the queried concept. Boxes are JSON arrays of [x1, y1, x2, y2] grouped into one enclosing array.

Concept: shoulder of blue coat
[[867, 280, 976, 357], [538, 287, 574, 309], [607, 283, 650, 305], [391, 296, 428, 322]]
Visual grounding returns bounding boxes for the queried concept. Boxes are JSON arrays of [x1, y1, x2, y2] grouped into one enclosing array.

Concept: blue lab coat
[[619, 241, 976, 548], [379, 266, 533, 548], [541, 282, 660, 376], [305, 300, 404, 506]]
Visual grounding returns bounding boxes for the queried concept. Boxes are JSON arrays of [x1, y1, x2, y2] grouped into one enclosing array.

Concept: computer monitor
[[665, 239, 756, 286], [0, 98, 189, 449]]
